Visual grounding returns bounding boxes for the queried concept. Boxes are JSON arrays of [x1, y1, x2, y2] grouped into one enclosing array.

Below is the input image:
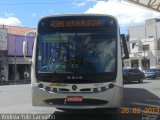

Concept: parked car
[[123, 68, 145, 84], [145, 68, 160, 79]]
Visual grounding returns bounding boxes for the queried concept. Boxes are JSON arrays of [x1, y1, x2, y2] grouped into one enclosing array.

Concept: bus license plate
[[66, 96, 83, 102]]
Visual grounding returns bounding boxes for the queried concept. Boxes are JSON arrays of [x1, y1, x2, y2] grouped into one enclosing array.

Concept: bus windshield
[[37, 32, 116, 74], [36, 15, 118, 83]]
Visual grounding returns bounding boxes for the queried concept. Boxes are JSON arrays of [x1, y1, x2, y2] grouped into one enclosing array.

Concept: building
[[125, 18, 160, 71], [0, 25, 35, 82]]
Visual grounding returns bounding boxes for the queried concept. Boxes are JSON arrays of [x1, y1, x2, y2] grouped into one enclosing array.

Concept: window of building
[[132, 43, 136, 49], [149, 36, 153, 38], [142, 44, 149, 51], [157, 40, 160, 50], [131, 60, 139, 68], [141, 59, 150, 70]]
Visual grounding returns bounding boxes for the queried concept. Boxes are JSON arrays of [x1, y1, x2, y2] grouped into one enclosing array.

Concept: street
[[0, 79, 160, 120]]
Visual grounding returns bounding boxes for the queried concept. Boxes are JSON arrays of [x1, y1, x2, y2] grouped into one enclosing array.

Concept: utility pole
[[143, 50, 146, 71], [24, 30, 36, 81], [14, 36, 17, 84], [139, 45, 147, 71]]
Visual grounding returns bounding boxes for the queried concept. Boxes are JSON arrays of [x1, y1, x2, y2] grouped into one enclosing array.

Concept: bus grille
[[44, 98, 108, 106], [39, 83, 109, 93]]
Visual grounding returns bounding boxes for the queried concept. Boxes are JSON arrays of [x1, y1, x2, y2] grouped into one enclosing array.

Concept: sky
[[0, 0, 160, 33]]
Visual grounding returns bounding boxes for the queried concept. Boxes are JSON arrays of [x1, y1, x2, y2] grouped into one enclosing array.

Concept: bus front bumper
[[32, 85, 123, 109]]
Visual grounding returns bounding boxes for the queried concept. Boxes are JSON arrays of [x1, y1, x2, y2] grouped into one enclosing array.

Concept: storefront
[[7, 57, 31, 81], [124, 51, 153, 71], [8, 64, 30, 81]]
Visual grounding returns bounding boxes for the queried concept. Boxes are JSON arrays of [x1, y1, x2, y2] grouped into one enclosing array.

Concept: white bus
[[23, 14, 129, 110]]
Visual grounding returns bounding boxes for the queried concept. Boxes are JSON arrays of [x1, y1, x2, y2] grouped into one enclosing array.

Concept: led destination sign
[[50, 19, 103, 28]]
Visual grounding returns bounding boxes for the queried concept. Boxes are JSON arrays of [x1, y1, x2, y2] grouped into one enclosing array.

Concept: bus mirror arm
[[24, 56, 32, 64], [23, 41, 32, 64], [120, 34, 129, 60]]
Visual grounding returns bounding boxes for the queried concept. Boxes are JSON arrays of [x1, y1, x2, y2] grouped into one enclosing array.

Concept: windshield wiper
[[81, 35, 91, 50]]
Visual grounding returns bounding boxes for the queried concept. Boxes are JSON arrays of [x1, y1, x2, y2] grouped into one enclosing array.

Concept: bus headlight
[[45, 86, 51, 91], [108, 83, 114, 89], [52, 88, 57, 93], [101, 86, 107, 91], [38, 83, 44, 88], [93, 88, 98, 93]]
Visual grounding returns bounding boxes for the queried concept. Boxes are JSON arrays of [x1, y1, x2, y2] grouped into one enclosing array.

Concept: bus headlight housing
[[108, 83, 114, 89]]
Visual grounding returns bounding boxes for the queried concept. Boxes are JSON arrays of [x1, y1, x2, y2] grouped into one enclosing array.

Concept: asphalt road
[[0, 79, 160, 120]]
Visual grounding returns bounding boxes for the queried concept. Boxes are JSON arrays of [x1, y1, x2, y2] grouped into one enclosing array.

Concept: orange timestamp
[[121, 107, 160, 114]]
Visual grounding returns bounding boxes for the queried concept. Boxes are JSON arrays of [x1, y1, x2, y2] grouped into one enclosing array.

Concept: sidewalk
[[0, 80, 31, 86]]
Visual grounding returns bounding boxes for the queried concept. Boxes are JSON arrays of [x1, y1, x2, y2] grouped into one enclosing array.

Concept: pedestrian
[[24, 69, 29, 84], [1, 74, 5, 81], [0, 67, 6, 85]]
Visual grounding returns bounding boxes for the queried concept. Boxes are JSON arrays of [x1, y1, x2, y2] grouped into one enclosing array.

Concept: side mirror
[[23, 41, 28, 56], [120, 34, 129, 60], [23, 41, 32, 63]]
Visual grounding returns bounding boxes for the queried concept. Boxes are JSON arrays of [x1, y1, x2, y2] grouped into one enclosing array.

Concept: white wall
[[128, 38, 160, 69]]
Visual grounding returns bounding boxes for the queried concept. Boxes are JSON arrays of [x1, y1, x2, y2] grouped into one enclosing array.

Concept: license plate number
[[66, 96, 83, 102]]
